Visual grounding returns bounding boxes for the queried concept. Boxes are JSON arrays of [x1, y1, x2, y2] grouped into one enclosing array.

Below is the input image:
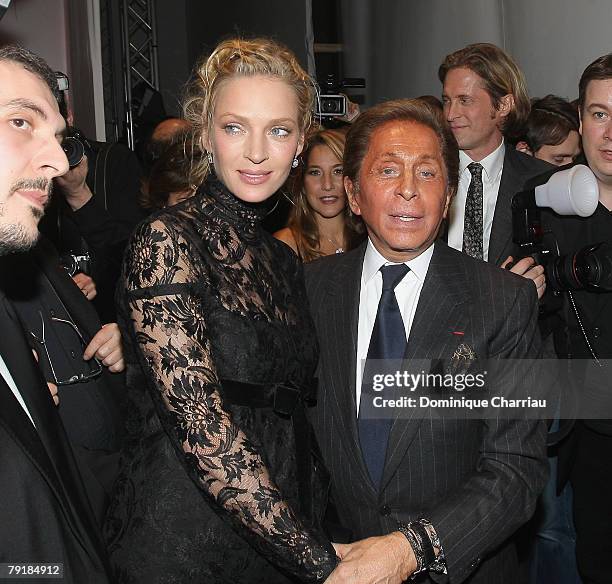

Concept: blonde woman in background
[[275, 127, 364, 262], [104, 38, 340, 583]]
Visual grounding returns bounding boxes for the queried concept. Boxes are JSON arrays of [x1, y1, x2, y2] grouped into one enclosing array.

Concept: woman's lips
[[319, 195, 340, 204], [237, 170, 272, 185]]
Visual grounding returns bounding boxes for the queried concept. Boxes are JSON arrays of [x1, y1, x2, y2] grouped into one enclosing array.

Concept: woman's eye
[[307, 168, 321, 176], [420, 169, 436, 178], [593, 111, 608, 120], [223, 124, 242, 135], [270, 127, 290, 137], [333, 167, 343, 175]]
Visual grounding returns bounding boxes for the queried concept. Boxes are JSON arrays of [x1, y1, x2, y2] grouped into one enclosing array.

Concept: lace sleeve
[[123, 219, 337, 583]]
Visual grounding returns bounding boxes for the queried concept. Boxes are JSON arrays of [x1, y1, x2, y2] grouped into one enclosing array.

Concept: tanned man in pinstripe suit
[[305, 99, 548, 584]]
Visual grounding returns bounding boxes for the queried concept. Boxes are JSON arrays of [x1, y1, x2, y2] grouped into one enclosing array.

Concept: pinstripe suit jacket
[[305, 241, 548, 584]]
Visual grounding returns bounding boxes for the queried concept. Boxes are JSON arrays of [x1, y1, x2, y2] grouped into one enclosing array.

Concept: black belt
[[219, 378, 317, 522]]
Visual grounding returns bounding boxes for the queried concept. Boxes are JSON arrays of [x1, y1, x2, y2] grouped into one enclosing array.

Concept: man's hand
[[55, 156, 93, 210], [338, 95, 360, 123], [47, 381, 59, 406], [72, 272, 97, 300], [501, 255, 546, 299], [326, 532, 416, 583], [83, 323, 124, 372], [32, 349, 59, 405]]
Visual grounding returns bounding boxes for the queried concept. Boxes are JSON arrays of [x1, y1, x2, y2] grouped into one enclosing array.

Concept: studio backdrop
[[339, 0, 612, 106]]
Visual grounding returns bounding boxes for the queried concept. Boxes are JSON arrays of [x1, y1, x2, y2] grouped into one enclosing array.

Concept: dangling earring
[[207, 151, 214, 165], [292, 157, 299, 169]]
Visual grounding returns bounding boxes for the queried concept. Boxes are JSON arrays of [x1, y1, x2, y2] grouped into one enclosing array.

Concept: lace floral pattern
[[104, 176, 337, 583]]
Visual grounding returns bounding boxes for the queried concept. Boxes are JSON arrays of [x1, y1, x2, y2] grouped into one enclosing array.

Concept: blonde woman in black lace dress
[[104, 38, 340, 583]]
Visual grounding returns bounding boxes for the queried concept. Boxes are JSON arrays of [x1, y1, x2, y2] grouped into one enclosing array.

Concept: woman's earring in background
[[207, 151, 214, 165], [292, 157, 299, 169]]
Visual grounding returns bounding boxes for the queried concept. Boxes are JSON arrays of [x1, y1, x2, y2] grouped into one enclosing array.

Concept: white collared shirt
[[447, 140, 506, 261], [355, 239, 434, 413], [0, 353, 36, 427]]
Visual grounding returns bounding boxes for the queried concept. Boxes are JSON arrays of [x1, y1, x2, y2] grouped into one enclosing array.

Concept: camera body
[[315, 74, 365, 118], [54, 72, 92, 169], [62, 127, 91, 168], [317, 94, 347, 117], [512, 166, 612, 292], [60, 252, 92, 277]]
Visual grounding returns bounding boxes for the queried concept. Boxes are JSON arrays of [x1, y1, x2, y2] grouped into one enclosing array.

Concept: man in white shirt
[[306, 98, 547, 583], [0, 45, 109, 582], [439, 43, 552, 298]]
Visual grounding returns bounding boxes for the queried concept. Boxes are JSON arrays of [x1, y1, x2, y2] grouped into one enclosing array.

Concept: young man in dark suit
[[305, 99, 548, 583], [545, 54, 612, 584], [440, 43, 551, 296], [0, 45, 109, 582]]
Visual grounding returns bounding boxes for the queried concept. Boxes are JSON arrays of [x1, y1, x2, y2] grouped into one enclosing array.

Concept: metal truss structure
[[100, 0, 159, 148]]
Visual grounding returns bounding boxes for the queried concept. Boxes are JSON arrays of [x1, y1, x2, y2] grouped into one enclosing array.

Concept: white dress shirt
[[355, 239, 434, 412], [0, 353, 35, 426], [447, 140, 505, 261]]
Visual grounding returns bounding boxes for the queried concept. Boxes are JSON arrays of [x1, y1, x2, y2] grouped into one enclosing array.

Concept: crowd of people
[[0, 32, 610, 584]]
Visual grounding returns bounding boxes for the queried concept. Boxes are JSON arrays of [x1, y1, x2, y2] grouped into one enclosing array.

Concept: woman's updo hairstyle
[[183, 37, 316, 186]]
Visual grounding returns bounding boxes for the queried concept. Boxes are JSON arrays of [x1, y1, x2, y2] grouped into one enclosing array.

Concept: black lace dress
[[103, 176, 338, 583]]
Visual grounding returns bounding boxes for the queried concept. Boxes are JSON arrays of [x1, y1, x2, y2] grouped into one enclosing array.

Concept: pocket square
[[451, 342, 477, 366]]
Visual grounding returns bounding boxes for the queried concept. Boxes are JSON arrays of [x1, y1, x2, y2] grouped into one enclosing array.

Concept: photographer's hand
[[55, 155, 93, 211], [72, 272, 97, 301], [502, 255, 546, 299], [338, 95, 360, 123]]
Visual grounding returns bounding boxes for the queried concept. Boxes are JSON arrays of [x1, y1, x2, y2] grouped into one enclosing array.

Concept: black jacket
[[0, 291, 110, 582]]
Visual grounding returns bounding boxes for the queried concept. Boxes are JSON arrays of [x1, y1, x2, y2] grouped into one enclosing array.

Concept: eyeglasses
[[29, 311, 103, 386]]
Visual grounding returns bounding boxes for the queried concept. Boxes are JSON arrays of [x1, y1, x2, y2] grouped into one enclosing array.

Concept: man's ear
[[579, 108, 583, 137], [344, 176, 362, 216], [498, 94, 515, 119], [442, 187, 454, 219], [515, 141, 533, 156]]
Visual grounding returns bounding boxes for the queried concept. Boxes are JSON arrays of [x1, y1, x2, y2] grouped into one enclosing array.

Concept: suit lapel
[[0, 368, 60, 489], [324, 245, 376, 492], [0, 292, 105, 561], [33, 237, 101, 341], [489, 149, 517, 266], [381, 243, 469, 491]]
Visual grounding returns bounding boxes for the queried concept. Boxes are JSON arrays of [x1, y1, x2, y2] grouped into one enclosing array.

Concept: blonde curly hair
[[183, 37, 316, 186]]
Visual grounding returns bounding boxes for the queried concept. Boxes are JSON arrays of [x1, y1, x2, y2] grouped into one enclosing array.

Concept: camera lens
[[62, 136, 85, 168], [321, 98, 342, 114], [549, 242, 612, 291]]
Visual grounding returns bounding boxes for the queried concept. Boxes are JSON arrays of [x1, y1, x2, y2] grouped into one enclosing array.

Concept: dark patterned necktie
[[462, 162, 484, 260], [358, 263, 410, 489]]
